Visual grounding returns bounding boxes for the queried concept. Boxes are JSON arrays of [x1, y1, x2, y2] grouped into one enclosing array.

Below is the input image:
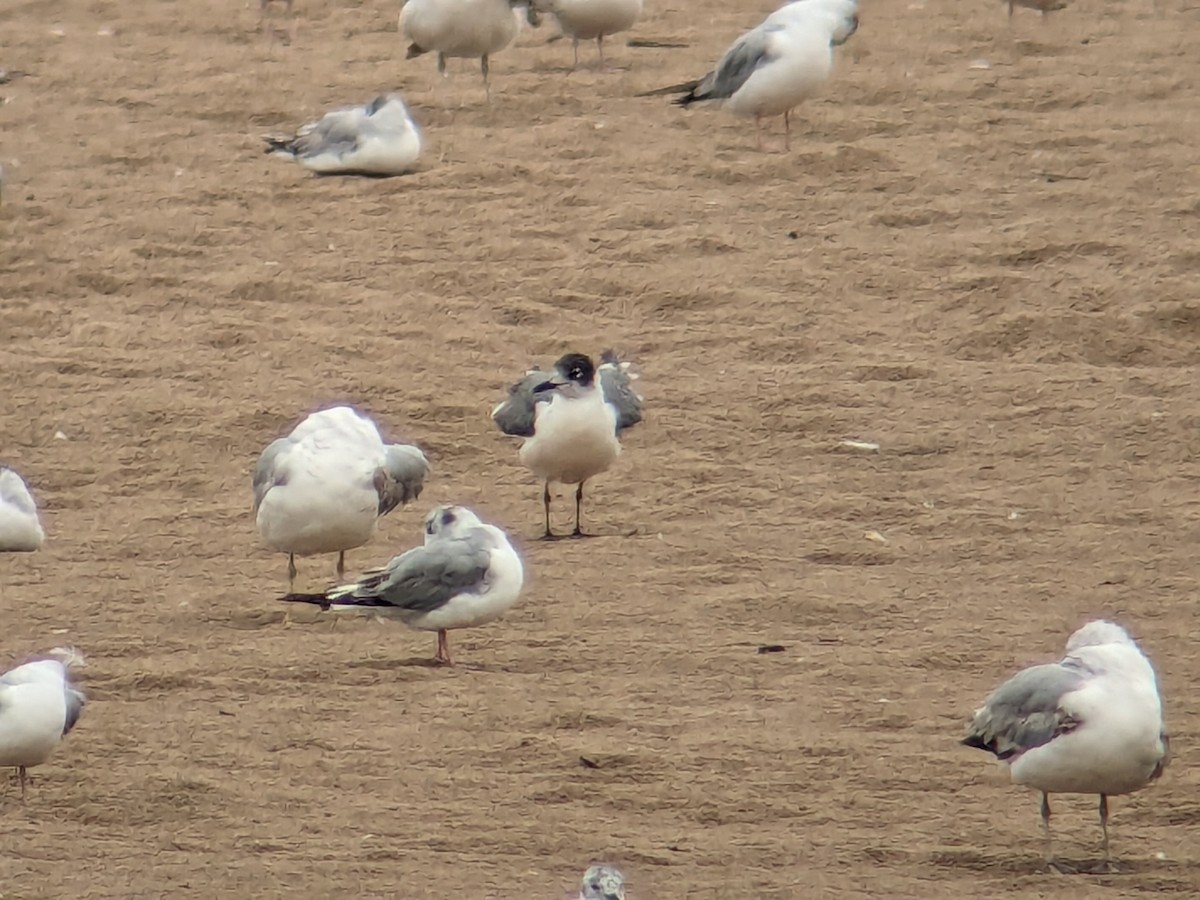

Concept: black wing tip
[[406, 42, 428, 59], [279, 593, 332, 610], [960, 734, 990, 751]]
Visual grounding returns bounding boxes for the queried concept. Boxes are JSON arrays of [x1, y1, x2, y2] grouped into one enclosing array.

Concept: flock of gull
[[0, 0, 1170, 892], [263, 0, 864, 174]]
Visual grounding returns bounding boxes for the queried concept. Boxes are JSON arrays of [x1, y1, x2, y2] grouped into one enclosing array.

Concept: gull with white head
[[493, 351, 643, 540], [280, 505, 524, 666], [962, 620, 1169, 872], [1006, 0, 1068, 18], [253, 405, 429, 589], [642, 0, 859, 150], [400, 0, 537, 100], [263, 95, 422, 177], [0, 467, 45, 552], [0, 647, 86, 801]]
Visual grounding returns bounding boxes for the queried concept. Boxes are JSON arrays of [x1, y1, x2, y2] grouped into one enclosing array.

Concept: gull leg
[[437, 53, 448, 78], [336, 551, 346, 581], [288, 553, 297, 590], [481, 54, 491, 103], [572, 482, 586, 537], [1098, 794, 1116, 871], [540, 482, 555, 540], [1041, 792, 1054, 865], [572, 39, 580, 72], [784, 110, 791, 151], [18, 766, 27, 802], [596, 35, 606, 71], [435, 629, 454, 666]]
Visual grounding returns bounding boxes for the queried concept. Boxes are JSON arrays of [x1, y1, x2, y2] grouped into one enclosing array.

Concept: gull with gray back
[[263, 94, 422, 177], [492, 351, 642, 539], [962, 620, 1168, 872], [279, 505, 524, 666]]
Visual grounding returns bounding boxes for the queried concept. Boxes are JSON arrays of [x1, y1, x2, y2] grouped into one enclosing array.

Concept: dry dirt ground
[[2, 0, 1199, 896]]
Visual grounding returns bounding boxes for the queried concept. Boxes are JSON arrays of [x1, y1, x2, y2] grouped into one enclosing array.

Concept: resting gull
[[1006, 0, 1068, 17], [263, 94, 422, 177], [0, 467, 45, 552], [280, 505, 524, 666], [642, 0, 859, 150], [492, 351, 643, 540], [400, 0, 536, 99], [253, 405, 429, 588], [531, 0, 643, 70], [577, 864, 626, 899], [0, 648, 86, 801], [962, 620, 1169, 872]]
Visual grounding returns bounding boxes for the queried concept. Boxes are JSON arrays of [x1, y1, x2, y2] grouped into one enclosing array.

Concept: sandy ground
[[2, 0, 1199, 896]]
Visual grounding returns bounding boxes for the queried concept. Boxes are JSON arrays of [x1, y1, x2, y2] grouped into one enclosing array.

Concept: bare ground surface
[[2, 0, 1200, 896]]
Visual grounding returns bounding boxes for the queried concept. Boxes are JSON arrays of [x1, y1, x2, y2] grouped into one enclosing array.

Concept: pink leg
[[435, 630, 455, 666]]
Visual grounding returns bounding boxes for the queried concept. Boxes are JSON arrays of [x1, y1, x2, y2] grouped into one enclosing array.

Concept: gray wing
[[63, 686, 86, 735], [961, 662, 1086, 759], [492, 369, 549, 438], [694, 25, 775, 102], [336, 533, 491, 615], [252, 437, 292, 512], [375, 444, 430, 517], [293, 108, 367, 160], [597, 350, 643, 432]]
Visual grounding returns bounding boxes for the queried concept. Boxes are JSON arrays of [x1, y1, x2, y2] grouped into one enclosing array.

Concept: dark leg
[[336, 551, 346, 581], [437, 53, 447, 77], [596, 35, 605, 70], [572, 38, 580, 71], [1041, 792, 1053, 864], [18, 766, 27, 802], [784, 110, 791, 151], [540, 482, 555, 540], [572, 482, 585, 536], [435, 629, 454, 666], [481, 54, 491, 102], [1099, 794, 1110, 861], [287, 553, 297, 589]]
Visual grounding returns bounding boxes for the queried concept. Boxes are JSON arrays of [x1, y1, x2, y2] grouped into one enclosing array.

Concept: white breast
[[0, 680, 67, 768], [401, 0, 521, 58], [519, 389, 620, 485], [546, 0, 642, 40]]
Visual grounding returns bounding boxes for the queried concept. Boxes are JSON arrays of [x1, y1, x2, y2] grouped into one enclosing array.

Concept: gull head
[[536, 352, 596, 393], [579, 864, 625, 900], [1065, 619, 1135, 652], [423, 504, 483, 542]]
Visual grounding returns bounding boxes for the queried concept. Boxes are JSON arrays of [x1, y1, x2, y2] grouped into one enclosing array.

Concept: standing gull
[[400, 0, 535, 100], [264, 94, 422, 177], [0, 648, 86, 801], [531, 0, 643, 70], [642, 0, 859, 150], [0, 467, 45, 552], [962, 620, 1169, 872], [493, 351, 643, 540], [280, 505, 524, 666], [253, 405, 429, 588]]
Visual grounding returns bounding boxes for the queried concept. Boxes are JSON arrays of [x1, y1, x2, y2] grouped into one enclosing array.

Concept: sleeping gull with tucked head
[[264, 94, 422, 177], [253, 405, 429, 589], [962, 620, 1169, 872], [492, 351, 643, 540], [0, 467, 45, 552], [280, 505, 524, 666], [642, 0, 859, 150], [0, 647, 86, 801], [577, 864, 626, 899]]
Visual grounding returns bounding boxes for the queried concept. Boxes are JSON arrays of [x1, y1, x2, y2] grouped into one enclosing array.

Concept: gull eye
[[441, 511, 456, 528]]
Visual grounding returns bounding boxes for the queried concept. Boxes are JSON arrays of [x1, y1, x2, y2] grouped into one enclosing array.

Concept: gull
[[0, 467, 45, 552], [641, 0, 859, 150], [492, 351, 643, 540], [279, 505, 524, 666], [253, 405, 429, 588], [578, 864, 626, 899], [531, 0, 643, 70], [962, 620, 1169, 873], [0, 648, 86, 801], [263, 95, 422, 177], [400, 0, 535, 99], [1006, 0, 1068, 17]]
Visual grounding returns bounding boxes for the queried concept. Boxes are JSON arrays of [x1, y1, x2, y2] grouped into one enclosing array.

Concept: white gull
[[0, 648, 86, 801], [532, 0, 643, 70], [0, 467, 45, 552], [264, 94, 422, 177], [962, 619, 1169, 872]]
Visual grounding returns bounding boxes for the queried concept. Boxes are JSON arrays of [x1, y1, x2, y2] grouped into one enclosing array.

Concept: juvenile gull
[[962, 620, 1169, 872], [578, 864, 626, 899], [0, 648, 86, 801], [492, 351, 642, 539], [531, 0, 643, 70], [280, 505, 524, 666], [400, 0, 534, 99], [0, 467, 45, 552], [263, 94, 422, 177], [253, 405, 429, 588], [642, 0, 859, 150]]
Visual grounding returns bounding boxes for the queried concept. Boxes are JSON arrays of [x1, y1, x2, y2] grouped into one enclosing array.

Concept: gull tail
[[636, 79, 700, 99], [406, 42, 429, 59], [262, 135, 298, 157]]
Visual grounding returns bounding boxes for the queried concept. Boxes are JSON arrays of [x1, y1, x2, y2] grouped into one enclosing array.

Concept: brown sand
[[2, 0, 1199, 896]]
